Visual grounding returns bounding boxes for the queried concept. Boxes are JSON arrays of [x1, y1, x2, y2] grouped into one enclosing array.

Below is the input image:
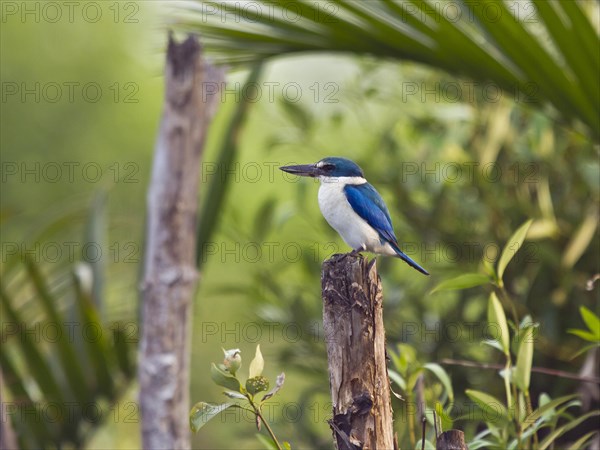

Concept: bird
[[280, 157, 429, 275]]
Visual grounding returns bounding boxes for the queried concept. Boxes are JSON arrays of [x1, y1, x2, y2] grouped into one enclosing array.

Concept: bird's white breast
[[317, 176, 396, 255]]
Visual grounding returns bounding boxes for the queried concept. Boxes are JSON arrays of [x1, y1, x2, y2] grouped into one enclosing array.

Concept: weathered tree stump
[[436, 430, 468, 450], [321, 254, 395, 450]]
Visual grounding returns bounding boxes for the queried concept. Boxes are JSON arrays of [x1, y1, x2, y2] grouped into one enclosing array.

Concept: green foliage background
[[1, 1, 599, 449]]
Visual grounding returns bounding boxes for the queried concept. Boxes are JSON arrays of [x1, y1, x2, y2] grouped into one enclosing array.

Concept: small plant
[[568, 305, 600, 357], [434, 220, 600, 449], [387, 343, 454, 448], [190, 345, 289, 450]]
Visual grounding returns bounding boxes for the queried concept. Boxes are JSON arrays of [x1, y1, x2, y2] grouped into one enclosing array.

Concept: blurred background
[[1, 1, 599, 449]]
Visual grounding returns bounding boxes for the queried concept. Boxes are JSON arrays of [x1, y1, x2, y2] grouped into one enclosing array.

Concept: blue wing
[[343, 183, 397, 245], [344, 183, 429, 275]]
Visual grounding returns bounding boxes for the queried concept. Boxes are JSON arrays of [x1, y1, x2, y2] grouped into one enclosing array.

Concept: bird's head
[[280, 157, 365, 179]]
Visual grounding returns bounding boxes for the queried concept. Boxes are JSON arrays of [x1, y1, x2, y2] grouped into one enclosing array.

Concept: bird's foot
[[347, 246, 366, 257]]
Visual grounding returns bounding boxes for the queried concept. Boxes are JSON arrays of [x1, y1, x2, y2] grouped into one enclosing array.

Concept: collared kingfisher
[[280, 157, 429, 275]]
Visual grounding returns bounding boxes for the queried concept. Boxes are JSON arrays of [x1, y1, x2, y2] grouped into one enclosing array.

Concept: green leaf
[[514, 326, 535, 391], [388, 369, 406, 391], [249, 344, 264, 379], [262, 372, 285, 401], [72, 274, 115, 397], [279, 97, 312, 130], [423, 363, 454, 402], [196, 64, 264, 269], [256, 433, 279, 450], [538, 410, 600, 450], [580, 306, 600, 339], [497, 219, 533, 282], [223, 390, 247, 400], [0, 281, 64, 403], [211, 363, 242, 392], [521, 394, 578, 431], [190, 402, 234, 432], [25, 256, 90, 404], [568, 329, 599, 343], [482, 339, 505, 353], [465, 389, 509, 423], [431, 273, 490, 293], [246, 375, 269, 395], [434, 401, 454, 431], [84, 189, 107, 315], [253, 198, 277, 242], [569, 342, 600, 359], [488, 293, 510, 355], [415, 439, 436, 450], [566, 431, 598, 450]]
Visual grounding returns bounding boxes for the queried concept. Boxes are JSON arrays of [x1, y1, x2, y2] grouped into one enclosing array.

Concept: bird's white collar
[[318, 176, 367, 185]]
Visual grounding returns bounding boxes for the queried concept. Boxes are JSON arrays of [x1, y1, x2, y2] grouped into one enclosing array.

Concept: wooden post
[[139, 34, 223, 449], [321, 254, 396, 450], [436, 430, 468, 450]]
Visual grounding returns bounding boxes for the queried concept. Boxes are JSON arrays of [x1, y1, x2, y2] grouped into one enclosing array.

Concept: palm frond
[[174, 0, 600, 136]]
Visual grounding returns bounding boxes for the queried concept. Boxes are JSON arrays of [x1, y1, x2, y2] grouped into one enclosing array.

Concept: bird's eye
[[321, 164, 335, 171]]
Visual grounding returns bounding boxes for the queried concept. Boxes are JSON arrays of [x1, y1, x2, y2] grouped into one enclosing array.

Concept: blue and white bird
[[280, 157, 429, 275]]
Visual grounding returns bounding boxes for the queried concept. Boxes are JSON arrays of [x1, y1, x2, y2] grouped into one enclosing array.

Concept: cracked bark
[[436, 430, 468, 450], [321, 254, 396, 450], [139, 34, 224, 450]]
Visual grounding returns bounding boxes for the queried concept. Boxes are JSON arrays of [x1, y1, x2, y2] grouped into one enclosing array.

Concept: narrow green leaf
[[434, 402, 454, 434], [415, 439, 436, 450], [112, 321, 136, 378], [196, 63, 264, 269], [569, 342, 600, 359], [567, 329, 599, 343], [279, 98, 312, 130], [580, 306, 600, 339], [538, 410, 600, 450], [521, 394, 578, 431], [248, 344, 264, 379], [514, 326, 535, 391], [423, 363, 454, 402], [190, 402, 234, 432], [497, 219, 533, 281], [72, 272, 115, 398], [388, 369, 406, 391], [468, 440, 496, 450], [431, 273, 490, 293], [84, 189, 107, 315], [567, 431, 598, 450], [482, 339, 505, 353], [0, 279, 64, 403], [465, 389, 509, 423], [223, 390, 246, 400], [0, 351, 53, 446], [253, 199, 277, 242], [561, 211, 598, 269], [211, 363, 242, 392], [255, 433, 279, 450], [24, 256, 91, 404], [488, 293, 510, 355], [533, 1, 599, 116]]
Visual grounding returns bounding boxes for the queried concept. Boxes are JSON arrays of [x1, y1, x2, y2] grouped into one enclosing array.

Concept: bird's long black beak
[[279, 164, 321, 177]]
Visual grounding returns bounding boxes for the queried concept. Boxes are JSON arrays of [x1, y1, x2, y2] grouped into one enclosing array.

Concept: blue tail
[[389, 241, 429, 275]]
